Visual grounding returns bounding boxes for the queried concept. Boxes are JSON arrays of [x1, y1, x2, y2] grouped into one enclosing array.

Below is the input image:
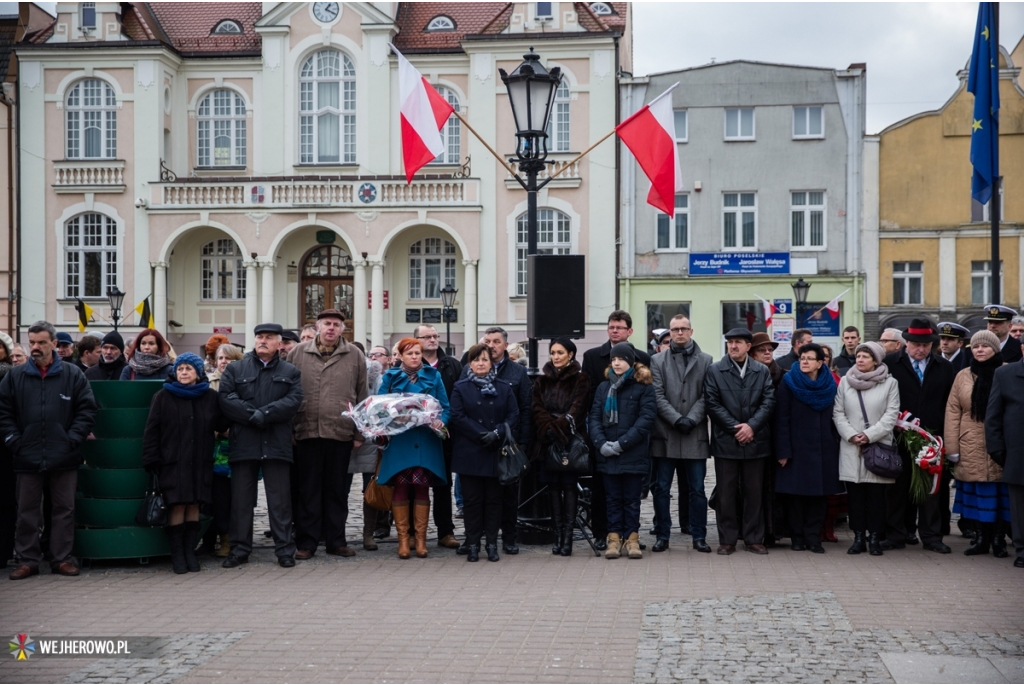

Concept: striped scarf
[[602, 367, 633, 426]]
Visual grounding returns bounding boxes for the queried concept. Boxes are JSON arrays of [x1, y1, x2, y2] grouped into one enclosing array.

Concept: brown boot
[[362, 503, 378, 551], [393, 502, 411, 559], [215, 533, 231, 558], [413, 500, 430, 558], [625, 532, 643, 559], [605, 533, 622, 559]]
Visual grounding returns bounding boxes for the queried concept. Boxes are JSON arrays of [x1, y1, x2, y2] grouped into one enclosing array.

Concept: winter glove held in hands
[[600, 441, 623, 457]]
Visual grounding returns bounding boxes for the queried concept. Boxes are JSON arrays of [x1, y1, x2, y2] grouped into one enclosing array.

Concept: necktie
[[913, 360, 924, 383]]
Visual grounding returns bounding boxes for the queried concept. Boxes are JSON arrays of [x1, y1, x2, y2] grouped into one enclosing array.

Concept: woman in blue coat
[[774, 343, 842, 553], [589, 343, 657, 560], [378, 338, 450, 559], [450, 344, 519, 562]]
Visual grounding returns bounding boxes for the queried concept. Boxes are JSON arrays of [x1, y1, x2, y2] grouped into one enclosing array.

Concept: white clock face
[[313, 2, 339, 23]]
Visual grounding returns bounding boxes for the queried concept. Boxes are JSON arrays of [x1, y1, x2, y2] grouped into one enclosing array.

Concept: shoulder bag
[[856, 390, 903, 479], [364, 454, 394, 512], [135, 473, 168, 527], [544, 414, 591, 473], [498, 422, 529, 485]]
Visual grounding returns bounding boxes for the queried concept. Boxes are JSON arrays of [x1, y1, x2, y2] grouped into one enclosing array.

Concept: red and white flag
[[755, 295, 777, 328], [616, 83, 683, 216], [824, 288, 850, 320], [393, 46, 455, 183]]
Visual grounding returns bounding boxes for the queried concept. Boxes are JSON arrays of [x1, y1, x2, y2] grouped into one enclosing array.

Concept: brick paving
[[2, 478, 1023, 683]]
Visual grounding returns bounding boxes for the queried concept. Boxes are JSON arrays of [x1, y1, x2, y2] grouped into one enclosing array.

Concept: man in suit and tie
[[937, 322, 971, 372], [984, 304, 1023, 364]]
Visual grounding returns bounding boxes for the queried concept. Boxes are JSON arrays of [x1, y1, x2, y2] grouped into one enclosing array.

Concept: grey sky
[[633, 2, 1024, 134], [7, 2, 1023, 135]]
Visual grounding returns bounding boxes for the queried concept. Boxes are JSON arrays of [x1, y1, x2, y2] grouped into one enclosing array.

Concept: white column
[[938, 236, 956, 312], [353, 258, 368, 347], [260, 260, 276, 323], [151, 261, 168, 335], [370, 259, 385, 348], [244, 260, 259, 350], [463, 259, 478, 350]]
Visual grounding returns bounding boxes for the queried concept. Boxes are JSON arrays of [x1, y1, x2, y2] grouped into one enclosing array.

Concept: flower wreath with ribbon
[[895, 410, 945, 503]]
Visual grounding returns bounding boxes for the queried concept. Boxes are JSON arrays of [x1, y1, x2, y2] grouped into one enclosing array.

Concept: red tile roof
[[147, 2, 262, 55]]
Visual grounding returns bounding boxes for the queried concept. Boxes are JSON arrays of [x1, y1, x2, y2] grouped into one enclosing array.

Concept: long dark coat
[[703, 356, 776, 460], [985, 362, 1024, 486], [450, 378, 519, 478], [883, 350, 955, 437], [588, 366, 657, 475], [650, 343, 713, 460], [142, 388, 227, 505], [529, 360, 590, 463], [773, 378, 842, 496]]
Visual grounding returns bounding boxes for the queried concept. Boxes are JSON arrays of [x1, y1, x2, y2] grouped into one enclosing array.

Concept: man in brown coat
[[288, 309, 369, 558]]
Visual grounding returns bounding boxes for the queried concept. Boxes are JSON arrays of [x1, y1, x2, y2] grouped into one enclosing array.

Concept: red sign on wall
[[213, 326, 232, 334], [367, 291, 389, 310]]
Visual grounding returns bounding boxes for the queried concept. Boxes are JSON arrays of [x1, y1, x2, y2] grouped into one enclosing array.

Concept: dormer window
[[426, 16, 455, 31], [589, 2, 613, 14], [213, 20, 243, 34], [81, 2, 96, 29], [536, 2, 553, 19]]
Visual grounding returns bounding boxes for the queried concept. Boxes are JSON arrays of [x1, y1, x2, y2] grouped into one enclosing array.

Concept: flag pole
[[991, 2, 1001, 303], [547, 127, 617, 180], [451, 110, 517, 177], [808, 288, 851, 318]]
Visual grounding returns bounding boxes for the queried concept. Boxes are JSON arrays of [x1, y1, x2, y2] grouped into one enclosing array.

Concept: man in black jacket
[[983, 304, 1023, 364], [882, 318, 955, 553], [704, 328, 775, 555], [415, 324, 463, 549], [834, 326, 861, 377], [84, 331, 127, 381], [984, 358, 1024, 568], [0, 321, 97, 580], [581, 310, 651, 548], [937, 322, 970, 372], [218, 323, 304, 568]]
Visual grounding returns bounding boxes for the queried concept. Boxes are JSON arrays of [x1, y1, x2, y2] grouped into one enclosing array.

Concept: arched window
[[201, 239, 246, 300], [515, 209, 571, 296], [197, 89, 247, 167], [546, 79, 570, 152], [431, 87, 461, 164], [65, 213, 117, 298], [66, 79, 117, 159], [589, 2, 613, 15], [212, 19, 242, 34], [426, 16, 455, 31], [409, 238, 456, 299], [299, 49, 356, 164]]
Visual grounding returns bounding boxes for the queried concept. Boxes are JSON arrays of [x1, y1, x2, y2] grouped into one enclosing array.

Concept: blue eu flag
[[968, 2, 999, 205]]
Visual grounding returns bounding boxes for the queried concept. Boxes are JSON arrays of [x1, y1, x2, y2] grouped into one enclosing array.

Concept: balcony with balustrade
[[53, 160, 126, 193]]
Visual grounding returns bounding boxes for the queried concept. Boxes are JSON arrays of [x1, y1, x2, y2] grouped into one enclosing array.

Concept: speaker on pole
[[528, 254, 585, 339]]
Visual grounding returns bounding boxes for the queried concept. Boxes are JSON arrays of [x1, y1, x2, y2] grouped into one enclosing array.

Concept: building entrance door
[[300, 245, 354, 341]]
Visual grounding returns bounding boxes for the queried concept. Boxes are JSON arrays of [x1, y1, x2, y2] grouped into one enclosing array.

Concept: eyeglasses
[[368, 352, 388, 358], [670, 327, 692, 333], [607, 325, 630, 332], [880, 338, 896, 344], [416, 334, 440, 340], [799, 356, 822, 363]]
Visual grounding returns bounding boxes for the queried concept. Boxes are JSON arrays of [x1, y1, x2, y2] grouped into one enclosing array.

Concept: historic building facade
[[16, 1, 629, 351]]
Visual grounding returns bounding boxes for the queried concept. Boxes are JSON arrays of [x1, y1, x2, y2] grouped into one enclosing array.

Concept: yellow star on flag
[[982, 25, 989, 40], [973, 119, 983, 131]]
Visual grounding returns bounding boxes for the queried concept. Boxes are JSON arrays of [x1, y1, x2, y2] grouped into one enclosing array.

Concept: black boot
[[166, 524, 188, 574], [964, 522, 991, 556], [182, 521, 202, 572], [561, 488, 577, 557], [993, 521, 1009, 558], [550, 491, 564, 555], [466, 544, 480, 562], [847, 531, 866, 555], [868, 532, 883, 556]]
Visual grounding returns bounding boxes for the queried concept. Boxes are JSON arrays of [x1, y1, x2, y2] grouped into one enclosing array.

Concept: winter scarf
[[670, 340, 696, 369], [0, 361, 11, 380], [400, 362, 422, 384], [163, 352, 209, 398], [844, 363, 890, 391], [969, 352, 1003, 422], [128, 351, 172, 377], [782, 365, 837, 412], [469, 367, 498, 396], [602, 366, 634, 426]]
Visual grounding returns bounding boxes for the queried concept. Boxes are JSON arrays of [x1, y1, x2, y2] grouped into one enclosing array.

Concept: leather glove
[[479, 431, 501, 447], [946, 453, 960, 464], [249, 410, 265, 427], [675, 417, 696, 434], [600, 441, 623, 457], [990, 451, 1006, 467]]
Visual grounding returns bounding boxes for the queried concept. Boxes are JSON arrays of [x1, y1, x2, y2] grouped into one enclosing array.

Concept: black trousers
[[432, 439, 456, 539], [461, 474, 502, 546], [846, 482, 887, 534], [786, 495, 826, 546], [885, 451, 943, 545], [714, 457, 765, 546], [0, 445, 15, 565], [294, 438, 354, 552], [590, 473, 608, 539], [230, 459, 295, 559]]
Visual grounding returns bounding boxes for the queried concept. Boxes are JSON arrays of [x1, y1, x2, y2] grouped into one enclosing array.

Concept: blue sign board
[[773, 299, 793, 315], [798, 303, 841, 336], [689, 252, 790, 276]]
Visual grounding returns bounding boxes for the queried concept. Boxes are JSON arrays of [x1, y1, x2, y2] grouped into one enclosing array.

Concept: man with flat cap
[[279, 329, 300, 358], [704, 327, 776, 555], [882, 318, 955, 553], [984, 304, 1023, 364], [218, 323, 304, 568], [937, 321, 971, 372]]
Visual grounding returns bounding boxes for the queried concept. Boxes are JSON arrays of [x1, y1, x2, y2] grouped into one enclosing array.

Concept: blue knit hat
[[174, 352, 204, 377]]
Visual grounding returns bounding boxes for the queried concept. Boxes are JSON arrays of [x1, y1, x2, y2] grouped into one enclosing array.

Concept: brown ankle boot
[[414, 500, 430, 558], [362, 503, 378, 551], [393, 502, 411, 559], [215, 533, 231, 558]]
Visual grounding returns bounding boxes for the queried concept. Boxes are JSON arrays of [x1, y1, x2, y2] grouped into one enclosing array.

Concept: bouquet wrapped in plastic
[[343, 393, 447, 439]]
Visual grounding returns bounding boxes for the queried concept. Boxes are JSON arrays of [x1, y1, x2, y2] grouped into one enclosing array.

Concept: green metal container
[[81, 439, 144, 469], [89, 380, 163, 409], [77, 467, 149, 499], [73, 519, 212, 561], [92, 408, 150, 439], [75, 496, 144, 528]]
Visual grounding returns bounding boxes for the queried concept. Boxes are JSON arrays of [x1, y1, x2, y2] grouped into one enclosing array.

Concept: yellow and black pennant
[[135, 297, 154, 329], [75, 298, 94, 333]]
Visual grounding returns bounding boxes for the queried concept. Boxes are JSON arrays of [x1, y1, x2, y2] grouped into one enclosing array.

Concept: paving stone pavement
[[3, 478, 1023, 683]]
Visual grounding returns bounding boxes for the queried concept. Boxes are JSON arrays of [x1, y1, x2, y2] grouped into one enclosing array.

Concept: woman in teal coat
[[378, 337, 450, 559]]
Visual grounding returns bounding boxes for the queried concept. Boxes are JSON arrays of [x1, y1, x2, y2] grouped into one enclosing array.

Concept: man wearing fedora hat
[[983, 304, 1023, 364], [751, 331, 787, 545], [882, 318, 956, 553], [937, 322, 971, 372]]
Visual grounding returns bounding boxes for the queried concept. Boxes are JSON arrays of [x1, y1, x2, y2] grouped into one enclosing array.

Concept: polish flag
[[616, 83, 683, 216], [824, 289, 850, 320], [393, 46, 455, 183], [756, 296, 777, 328]]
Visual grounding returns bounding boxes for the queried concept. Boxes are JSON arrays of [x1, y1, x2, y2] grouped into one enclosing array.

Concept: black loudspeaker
[[528, 254, 585, 339]]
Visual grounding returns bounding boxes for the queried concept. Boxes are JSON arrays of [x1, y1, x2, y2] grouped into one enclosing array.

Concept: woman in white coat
[[833, 342, 900, 556]]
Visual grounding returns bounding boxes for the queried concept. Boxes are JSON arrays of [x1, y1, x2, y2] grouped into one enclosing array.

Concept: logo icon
[[358, 183, 377, 204], [10, 634, 34, 660]]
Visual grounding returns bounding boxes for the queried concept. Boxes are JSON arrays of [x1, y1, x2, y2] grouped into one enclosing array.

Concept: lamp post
[[791, 278, 810, 330], [440, 285, 458, 356], [107, 287, 126, 332], [500, 48, 562, 374]]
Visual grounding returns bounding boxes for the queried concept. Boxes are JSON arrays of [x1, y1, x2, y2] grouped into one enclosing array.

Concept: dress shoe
[[879, 539, 905, 550], [221, 555, 248, 568], [693, 539, 712, 553], [652, 539, 670, 553], [868, 532, 884, 556], [278, 556, 295, 568], [502, 542, 519, 555], [294, 549, 314, 560], [456, 541, 470, 555], [746, 544, 769, 555], [593, 538, 607, 551], [372, 529, 389, 540], [923, 542, 951, 554], [791, 542, 807, 552], [680, 525, 692, 536], [9, 565, 38, 580], [263, 529, 274, 537], [648, 526, 657, 536], [847, 532, 866, 555], [906, 534, 920, 545], [326, 546, 356, 557], [992, 539, 1009, 558], [55, 561, 81, 576], [1014, 557, 1024, 568], [466, 544, 480, 562], [437, 535, 460, 549], [486, 544, 500, 562], [808, 544, 825, 554], [716, 544, 735, 555], [764, 535, 777, 549]]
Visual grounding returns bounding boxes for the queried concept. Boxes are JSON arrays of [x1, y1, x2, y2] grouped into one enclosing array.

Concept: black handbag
[[497, 422, 528, 485], [544, 414, 590, 473], [135, 473, 168, 527], [856, 390, 903, 479]]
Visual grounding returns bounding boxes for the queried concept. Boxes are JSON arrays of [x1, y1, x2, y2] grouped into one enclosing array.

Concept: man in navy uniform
[[984, 304, 1023, 364], [937, 322, 971, 372]]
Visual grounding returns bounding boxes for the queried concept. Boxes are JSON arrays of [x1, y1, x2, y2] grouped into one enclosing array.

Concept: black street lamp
[[500, 48, 562, 374], [107, 287, 126, 332], [791, 278, 810, 327], [440, 285, 458, 356]]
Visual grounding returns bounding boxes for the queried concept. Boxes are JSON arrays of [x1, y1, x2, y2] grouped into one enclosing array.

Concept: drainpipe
[[614, 37, 621, 310], [0, 84, 14, 338]]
